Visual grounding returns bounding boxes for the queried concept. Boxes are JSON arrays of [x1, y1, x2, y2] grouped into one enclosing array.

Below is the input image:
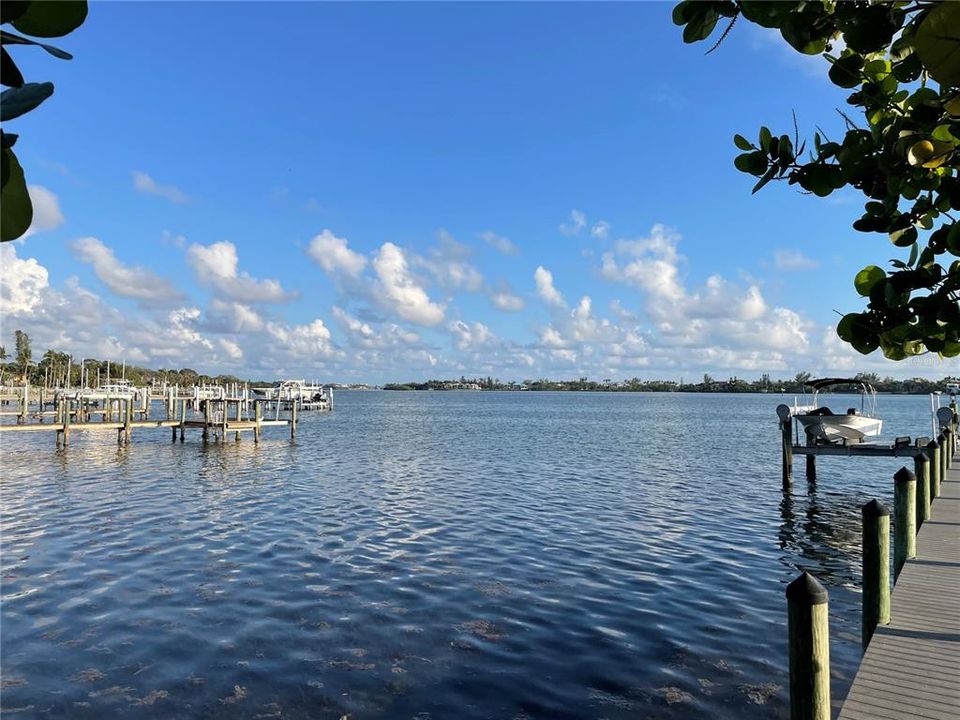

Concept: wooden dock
[[837, 454, 960, 720], [0, 395, 299, 446]]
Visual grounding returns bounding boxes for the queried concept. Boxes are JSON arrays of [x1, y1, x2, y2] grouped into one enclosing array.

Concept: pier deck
[[838, 454, 960, 720]]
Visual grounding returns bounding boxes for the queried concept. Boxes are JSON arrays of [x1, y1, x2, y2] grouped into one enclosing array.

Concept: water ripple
[[0, 391, 934, 718]]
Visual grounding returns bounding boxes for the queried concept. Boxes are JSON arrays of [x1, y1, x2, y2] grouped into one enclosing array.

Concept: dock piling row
[[786, 572, 831, 720], [0, 382, 332, 447], [789, 446, 957, 719], [861, 499, 890, 651], [893, 467, 917, 579]]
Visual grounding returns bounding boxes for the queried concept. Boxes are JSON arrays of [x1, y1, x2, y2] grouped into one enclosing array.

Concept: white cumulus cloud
[[599, 224, 684, 303], [308, 229, 367, 276], [417, 230, 484, 293], [22, 185, 65, 238], [490, 290, 525, 312], [1, 244, 49, 315], [332, 306, 420, 348], [372, 242, 445, 326], [205, 298, 265, 333], [448, 320, 496, 351], [71, 237, 182, 303], [187, 241, 297, 303], [266, 318, 336, 357], [534, 265, 566, 307]]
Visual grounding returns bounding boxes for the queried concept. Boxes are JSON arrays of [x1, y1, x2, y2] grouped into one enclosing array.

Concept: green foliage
[[0, 1, 86, 242], [10, 1, 87, 38], [14, 329, 31, 374], [674, 1, 960, 361], [1, 148, 31, 240], [1, 81, 54, 120]]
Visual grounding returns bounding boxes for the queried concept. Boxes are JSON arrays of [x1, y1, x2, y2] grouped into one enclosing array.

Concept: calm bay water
[[0, 391, 938, 719]]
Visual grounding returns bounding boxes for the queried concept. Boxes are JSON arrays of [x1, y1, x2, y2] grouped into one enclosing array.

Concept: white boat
[[792, 378, 883, 444], [252, 380, 331, 410]]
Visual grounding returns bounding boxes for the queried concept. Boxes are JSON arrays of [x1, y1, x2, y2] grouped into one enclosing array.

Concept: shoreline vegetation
[[381, 373, 957, 394], [0, 337, 955, 395]]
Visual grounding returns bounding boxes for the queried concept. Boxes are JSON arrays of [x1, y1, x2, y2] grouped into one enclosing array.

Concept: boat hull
[[794, 414, 883, 443]]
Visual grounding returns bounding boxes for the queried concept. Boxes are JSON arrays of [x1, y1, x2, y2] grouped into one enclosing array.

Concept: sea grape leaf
[[11, 0, 88, 39], [0, 82, 54, 121], [0, 148, 33, 242]]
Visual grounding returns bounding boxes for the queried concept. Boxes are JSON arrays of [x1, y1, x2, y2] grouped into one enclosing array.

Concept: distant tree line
[[383, 372, 958, 395]]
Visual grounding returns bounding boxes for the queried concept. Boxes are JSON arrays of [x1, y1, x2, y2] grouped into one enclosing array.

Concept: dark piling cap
[[894, 466, 916, 484], [862, 498, 890, 518], [927, 438, 940, 449], [776, 404, 791, 422], [916, 453, 929, 465], [786, 571, 828, 605]]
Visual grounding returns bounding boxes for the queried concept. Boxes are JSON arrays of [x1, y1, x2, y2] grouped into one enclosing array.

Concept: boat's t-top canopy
[[799, 377, 879, 420], [804, 377, 875, 391]]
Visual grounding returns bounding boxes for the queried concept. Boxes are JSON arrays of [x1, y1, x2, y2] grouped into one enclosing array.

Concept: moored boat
[[792, 378, 883, 444], [252, 380, 332, 410]]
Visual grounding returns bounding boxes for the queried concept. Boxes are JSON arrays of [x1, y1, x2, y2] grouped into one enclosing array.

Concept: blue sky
[[2, 2, 951, 381]]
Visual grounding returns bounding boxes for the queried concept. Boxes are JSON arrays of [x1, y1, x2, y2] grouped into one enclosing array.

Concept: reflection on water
[[778, 486, 864, 588], [0, 392, 934, 718]]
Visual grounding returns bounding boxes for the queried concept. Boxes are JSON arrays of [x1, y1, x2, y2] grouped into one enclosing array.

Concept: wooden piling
[[787, 571, 830, 720], [928, 439, 941, 499], [202, 400, 210, 443], [124, 398, 132, 445], [893, 467, 916, 580], [55, 396, 63, 447], [861, 499, 890, 651], [777, 405, 793, 489], [804, 428, 816, 480], [949, 427, 955, 469], [939, 431, 948, 488], [914, 453, 930, 528], [290, 399, 297, 439], [254, 400, 262, 443], [180, 399, 186, 442], [62, 397, 70, 447]]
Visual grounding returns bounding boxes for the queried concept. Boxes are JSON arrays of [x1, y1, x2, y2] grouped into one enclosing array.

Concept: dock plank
[[838, 454, 960, 720]]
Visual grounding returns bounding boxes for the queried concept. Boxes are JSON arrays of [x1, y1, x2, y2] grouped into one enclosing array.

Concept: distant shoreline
[[376, 376, 955, 395], [372, 387, 951, 396]]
